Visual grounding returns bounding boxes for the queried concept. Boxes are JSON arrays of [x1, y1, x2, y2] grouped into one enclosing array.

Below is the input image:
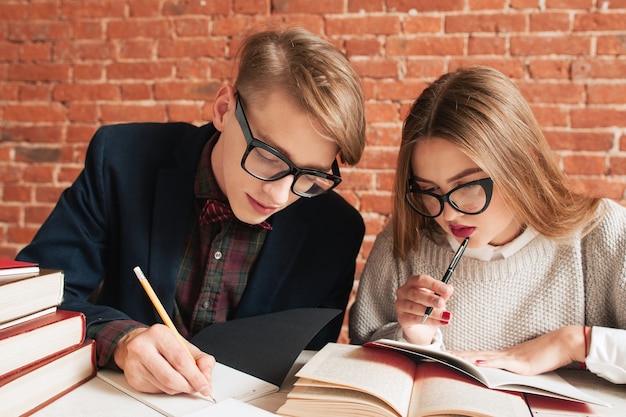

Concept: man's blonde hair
[[234, 27, 366, 166]]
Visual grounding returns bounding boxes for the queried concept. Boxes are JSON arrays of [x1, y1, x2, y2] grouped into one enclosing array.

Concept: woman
[[349, 66, 626, 383]]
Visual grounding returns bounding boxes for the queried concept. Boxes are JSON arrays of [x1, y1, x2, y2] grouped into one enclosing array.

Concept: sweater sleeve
[[349, 225, 404, 344]]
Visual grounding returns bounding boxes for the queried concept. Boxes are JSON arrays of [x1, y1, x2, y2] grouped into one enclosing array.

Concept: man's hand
[[113, 324, 216, 396]]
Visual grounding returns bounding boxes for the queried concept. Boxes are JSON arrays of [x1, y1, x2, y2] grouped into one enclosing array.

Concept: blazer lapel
[[235, 200, 310, 317], [148, 126, 213, 314]]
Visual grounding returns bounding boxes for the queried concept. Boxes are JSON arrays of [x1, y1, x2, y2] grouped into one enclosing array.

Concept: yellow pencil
[[133, 266, 216, 403]]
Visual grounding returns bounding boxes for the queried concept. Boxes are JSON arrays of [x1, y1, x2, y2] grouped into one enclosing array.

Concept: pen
[[133, 266, 216, 403], [421, 237, 469, 324]]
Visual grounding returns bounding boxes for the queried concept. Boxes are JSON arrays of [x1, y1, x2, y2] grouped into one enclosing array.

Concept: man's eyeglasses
[[405, 177, 494, 218], [234, 96, 342, 198]]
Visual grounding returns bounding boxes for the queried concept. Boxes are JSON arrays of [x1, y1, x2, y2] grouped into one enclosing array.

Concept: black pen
[[421, 237, 469, 324]]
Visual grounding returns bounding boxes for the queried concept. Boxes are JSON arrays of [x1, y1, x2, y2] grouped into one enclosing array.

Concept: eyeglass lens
[[406, 179, 491, 217], [243, 147, 337, 197]]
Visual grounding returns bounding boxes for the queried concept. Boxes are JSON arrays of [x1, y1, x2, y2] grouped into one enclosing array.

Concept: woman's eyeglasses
[[235, 95, 342, 198], [405, 177, 494, 218]]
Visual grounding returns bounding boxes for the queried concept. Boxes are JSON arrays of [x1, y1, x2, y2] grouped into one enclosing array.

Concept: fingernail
[[475, 360, 485, 365], [441, 311, 451, 320]]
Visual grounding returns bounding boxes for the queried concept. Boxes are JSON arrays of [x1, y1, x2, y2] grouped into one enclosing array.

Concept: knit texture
[[349, 199, 626, 352]]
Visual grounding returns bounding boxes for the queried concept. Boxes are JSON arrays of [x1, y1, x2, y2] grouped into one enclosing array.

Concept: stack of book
[[0, 259, 96, 416]]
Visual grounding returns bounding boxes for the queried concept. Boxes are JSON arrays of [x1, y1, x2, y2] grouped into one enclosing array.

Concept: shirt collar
[[446, 226, 539, 261], [195, 131, 226, 202]]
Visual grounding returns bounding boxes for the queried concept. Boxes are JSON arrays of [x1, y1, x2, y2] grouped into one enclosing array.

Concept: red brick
[[121, 84, 153, 101], [23, 165, 55, 182], [609, 157, 626, 175], [54, 84, 119, 101], [518, 81, 585, 104], [8, 63, 70, 82], [167, 104, 203, 122], [545, 0, 593, 9], [19, 43, 52, 61], [404, 16, 442, 33], [272, 0, 343, 13], [100, 104, 167, 123], [544, 131, 614, 151], [4, 184, 32, 202], [155, 82, 221, 100], [351, 57, 399, 79], [128, 0, 162, 17], [69, 103, 98, 123], [587, 84, 626, 105], [572, 108, 626, 128], [358, 147, 400, 169], [574, 13, 626, 31], [158, 39, 226, 59], [4, 104, 66, 122], [348, 0, 385, 12], [106, 62, 174, 80], [529, 12, 571, 31], [19, 84, 52, 101], [106, 20, 170, 39], [234, 0, 268, 14], [446, 14, 525, 33], [174, 18, 211, 37], [387, 0, 463, 12], [387, 36, 464, 56], [527, 59, 571, 79], [468, 36, 507, 55], [60, 1, 126, 18], [24, 206, 56, 225], [563, 155, 606, 175], [0, 206, 20, 223], [345, 38, 383, 56], [162, 0, 229, 15], [326, 16, 401, 35], [511, 35, 591, 55], [597, 35, 626, 56], [0, 3, 28, 20]]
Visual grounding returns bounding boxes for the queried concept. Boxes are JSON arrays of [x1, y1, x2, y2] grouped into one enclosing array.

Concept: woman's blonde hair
[[234, 27, 366, 165], [392, 66, 601, 259]]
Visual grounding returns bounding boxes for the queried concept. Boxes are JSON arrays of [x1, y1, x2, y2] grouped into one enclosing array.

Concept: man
[[17, 27, 366, 397]]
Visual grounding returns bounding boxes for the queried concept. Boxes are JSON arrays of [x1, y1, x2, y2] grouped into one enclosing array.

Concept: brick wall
[[1, 1, 625, 341]]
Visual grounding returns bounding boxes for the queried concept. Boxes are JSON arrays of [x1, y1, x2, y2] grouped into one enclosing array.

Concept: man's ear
[[212, 85, 236, 132]]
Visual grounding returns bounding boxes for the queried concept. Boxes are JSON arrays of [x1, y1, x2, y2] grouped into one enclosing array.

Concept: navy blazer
[[17, 122, 365, 348]]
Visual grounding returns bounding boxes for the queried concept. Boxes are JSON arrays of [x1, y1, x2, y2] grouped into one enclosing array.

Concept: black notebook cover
[[191, 308, 341, 386]]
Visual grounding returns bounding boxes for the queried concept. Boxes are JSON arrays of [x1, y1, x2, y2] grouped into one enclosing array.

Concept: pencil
[[133, 266, 216, 403]]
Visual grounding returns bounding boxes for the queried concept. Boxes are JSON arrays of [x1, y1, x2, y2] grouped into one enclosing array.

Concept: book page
[[368, 339, 608, 406], [97, 362, 278, 417], [294, 343, 416, 416], [409, 363, 530, 417]]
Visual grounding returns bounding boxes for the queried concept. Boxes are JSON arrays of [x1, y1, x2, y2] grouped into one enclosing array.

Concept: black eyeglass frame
[[405, 177, 494, 218], [234, 95, 342, 198]]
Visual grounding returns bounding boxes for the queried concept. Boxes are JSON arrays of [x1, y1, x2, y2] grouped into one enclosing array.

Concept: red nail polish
[[442, 311, 451, 320], [475, 360, 486, 365]]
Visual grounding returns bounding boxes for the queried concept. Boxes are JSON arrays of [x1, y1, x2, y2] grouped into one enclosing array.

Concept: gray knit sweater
[[349, 199, 626, 354]]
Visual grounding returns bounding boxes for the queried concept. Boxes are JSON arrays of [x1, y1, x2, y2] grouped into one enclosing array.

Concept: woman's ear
[[212, 85, 236, 132]]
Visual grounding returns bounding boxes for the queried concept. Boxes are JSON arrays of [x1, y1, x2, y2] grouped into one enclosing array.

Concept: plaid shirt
[[89, 133, 268, 368]]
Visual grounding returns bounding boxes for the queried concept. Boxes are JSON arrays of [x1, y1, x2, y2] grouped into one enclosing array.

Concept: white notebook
[[97, 362, 278, 417]]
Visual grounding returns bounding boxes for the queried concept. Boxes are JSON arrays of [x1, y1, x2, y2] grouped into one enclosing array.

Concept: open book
[[366, 339, 608, 405], [278, 343, 530, 417]]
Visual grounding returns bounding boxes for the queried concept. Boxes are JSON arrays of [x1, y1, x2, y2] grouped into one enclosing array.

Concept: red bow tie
[[199, 199, 272, 230]]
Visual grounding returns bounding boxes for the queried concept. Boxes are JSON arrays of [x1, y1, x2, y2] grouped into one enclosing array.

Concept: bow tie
[[199, 199, 272, 230]]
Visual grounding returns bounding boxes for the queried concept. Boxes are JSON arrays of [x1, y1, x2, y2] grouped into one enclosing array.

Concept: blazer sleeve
[[17, 122, 207, 329]]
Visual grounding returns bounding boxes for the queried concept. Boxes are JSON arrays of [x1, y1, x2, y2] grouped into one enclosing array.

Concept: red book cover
[[0, 259, 40, 281], [0, 339, 96, 416], [0, 310, 86, 380]]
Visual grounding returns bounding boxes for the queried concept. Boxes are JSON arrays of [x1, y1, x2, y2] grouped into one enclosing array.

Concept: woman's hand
[[114, 324, 216, 396], [395, 274, 454, 345], [450, 325, 589, 375]]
